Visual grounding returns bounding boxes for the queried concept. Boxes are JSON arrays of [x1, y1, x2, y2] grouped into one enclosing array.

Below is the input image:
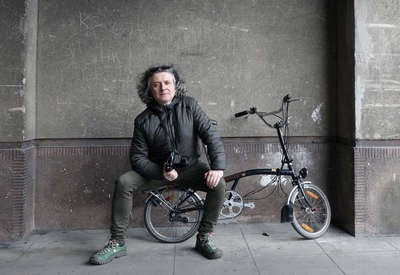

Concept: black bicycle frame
[[225, 124, 296, 187], [223, 123, 314, 209]]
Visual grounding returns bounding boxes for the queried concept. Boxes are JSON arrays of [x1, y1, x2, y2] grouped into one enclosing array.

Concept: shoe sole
[[89, 250, 127, 265], [195, 246, 223, 260]]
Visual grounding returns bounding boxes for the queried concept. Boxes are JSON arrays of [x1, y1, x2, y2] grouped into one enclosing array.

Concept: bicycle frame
[[225, 126, 297, 190], [224, 96, 315, 219], [147, 187, 203, 219]]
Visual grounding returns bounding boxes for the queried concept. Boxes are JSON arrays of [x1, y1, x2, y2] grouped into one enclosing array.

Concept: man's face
[[150, 72, 177, 105]]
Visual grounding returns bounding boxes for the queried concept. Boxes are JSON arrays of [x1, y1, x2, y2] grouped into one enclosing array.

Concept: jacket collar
[[147, 97, 181, 113]]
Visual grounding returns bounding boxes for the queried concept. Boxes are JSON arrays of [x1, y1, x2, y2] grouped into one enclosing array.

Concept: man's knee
[[209, 178, 226, 196], [116, 170, 151, 193], [115, 174, 129, 189], [114, 177, 131, 197], [114, 171, 141, 193]]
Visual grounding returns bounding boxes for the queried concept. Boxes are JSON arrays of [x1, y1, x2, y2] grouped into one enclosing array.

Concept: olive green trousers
[[110, 162, 226, 243]]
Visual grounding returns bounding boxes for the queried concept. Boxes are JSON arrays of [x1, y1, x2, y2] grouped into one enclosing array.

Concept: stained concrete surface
[[1, 223, 400, 275]]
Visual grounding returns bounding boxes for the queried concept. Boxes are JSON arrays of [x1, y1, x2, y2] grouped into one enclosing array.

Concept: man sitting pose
[[89, 65, 226, 265]]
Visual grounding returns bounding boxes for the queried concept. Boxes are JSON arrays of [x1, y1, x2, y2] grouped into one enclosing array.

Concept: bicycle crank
[[220, 190, 244, 218]]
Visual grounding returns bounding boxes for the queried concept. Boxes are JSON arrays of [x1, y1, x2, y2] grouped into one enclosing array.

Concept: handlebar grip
[[283, 94, 292, 102], [235, 110, 249, 117]]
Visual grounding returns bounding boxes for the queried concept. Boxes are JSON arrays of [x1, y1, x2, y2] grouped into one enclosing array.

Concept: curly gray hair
[[136, 65, 187, 104]]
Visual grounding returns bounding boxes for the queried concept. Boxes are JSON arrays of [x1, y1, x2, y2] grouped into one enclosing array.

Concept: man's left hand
[[204, 170, 224, 189]]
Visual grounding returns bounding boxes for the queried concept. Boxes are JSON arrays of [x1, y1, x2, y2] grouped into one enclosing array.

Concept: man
[[89, 65, 226, 265]]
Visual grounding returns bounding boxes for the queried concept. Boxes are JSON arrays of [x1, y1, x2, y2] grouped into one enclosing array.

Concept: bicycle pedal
[[244, 202, 255, 209]]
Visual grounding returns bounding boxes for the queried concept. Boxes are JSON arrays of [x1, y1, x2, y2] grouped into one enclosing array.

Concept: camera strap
[[156, 110, 180, 154]]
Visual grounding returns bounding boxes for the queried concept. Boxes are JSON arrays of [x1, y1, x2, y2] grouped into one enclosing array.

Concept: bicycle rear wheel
[[144, 186, 203, 243], [290, 183, 331, 239]]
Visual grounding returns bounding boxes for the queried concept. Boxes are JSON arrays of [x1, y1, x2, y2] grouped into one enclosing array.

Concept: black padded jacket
[[129, 96, 226, 180]]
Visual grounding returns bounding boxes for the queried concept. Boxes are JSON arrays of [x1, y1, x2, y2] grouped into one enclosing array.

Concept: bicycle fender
[[282, 181, 312, 210], [281, 181, 311, 223], [281, 202, 293, 223]]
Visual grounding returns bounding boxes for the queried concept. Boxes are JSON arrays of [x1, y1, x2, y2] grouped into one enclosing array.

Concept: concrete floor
[[2, 223, 400, 275]]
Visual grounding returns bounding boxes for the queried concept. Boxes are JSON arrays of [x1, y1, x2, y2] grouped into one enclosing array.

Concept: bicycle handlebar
[[283, 94, 292, 103], [234, 110, 249, 118], [234, 107, 257, 118], [234, 94, 300, 128]]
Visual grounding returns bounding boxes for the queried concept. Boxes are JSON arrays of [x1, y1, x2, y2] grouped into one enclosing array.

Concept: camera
[[165, 150, 189, 172]]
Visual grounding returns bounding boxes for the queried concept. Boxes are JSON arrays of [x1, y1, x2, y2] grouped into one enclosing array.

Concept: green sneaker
[[195, 233, 223, 259], [89, 239, 127, 265]]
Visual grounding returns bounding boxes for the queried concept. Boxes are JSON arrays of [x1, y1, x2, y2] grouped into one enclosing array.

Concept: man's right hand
[[163, 163, 178, 181]]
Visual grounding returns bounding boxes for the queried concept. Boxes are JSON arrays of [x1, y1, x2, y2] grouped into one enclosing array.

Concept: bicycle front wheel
[[290, 183, 331, 239], [144, 187, 203, 243]]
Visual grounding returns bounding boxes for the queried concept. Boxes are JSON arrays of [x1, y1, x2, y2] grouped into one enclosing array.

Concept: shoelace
[[199, 234, 218, 250], [98, 239, 119, 255]]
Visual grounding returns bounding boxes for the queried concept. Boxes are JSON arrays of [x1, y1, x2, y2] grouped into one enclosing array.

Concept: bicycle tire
[[144, 186, 203, 243], [290, 183, 331, 239]]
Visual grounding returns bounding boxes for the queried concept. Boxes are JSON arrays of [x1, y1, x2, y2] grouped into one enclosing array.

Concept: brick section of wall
[[0, 147, 34, 242], [0, 150, 13, 241], [37, 145, 129, 157], [354, 146, 400, 236], [0, 138, 340, 241], [11, 150, 28, 240], [31, 138, 335, 231], [354, 148, 366, 236]]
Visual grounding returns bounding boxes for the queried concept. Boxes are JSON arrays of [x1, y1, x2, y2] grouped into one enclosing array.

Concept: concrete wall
[[336, 0, 356, 235], [1, 0, 338, 241], [0, 0, 35, 242], [354, 0, 400, 140], [351, 0, 400, 236], [2, 0, 400, 242], [0, 0, 25, 142], [335, 0, 400, 236], [35, 0, 336, 139]]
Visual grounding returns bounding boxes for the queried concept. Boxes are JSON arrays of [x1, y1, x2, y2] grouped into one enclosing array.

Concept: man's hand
[[204, 170, 224, 189], [163, 163, 178, 181]]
